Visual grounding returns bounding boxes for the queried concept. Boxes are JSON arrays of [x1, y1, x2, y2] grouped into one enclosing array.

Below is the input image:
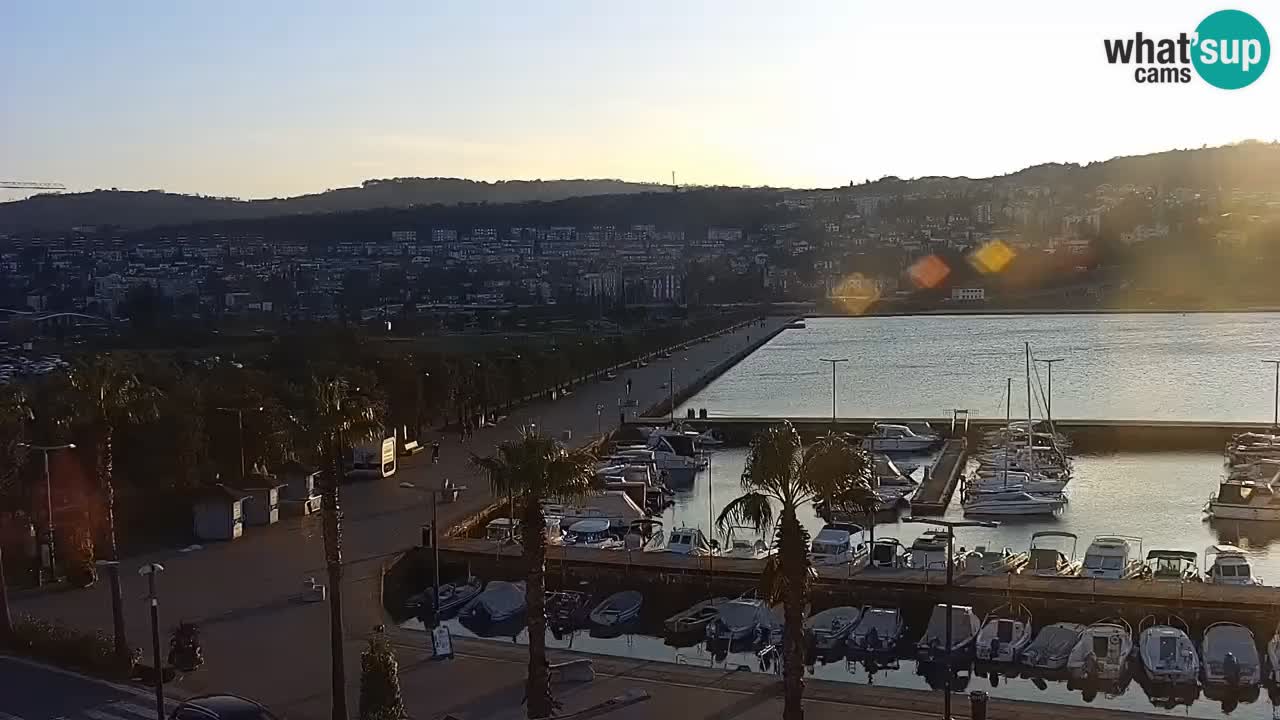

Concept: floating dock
[[909, 438, 967, 514]]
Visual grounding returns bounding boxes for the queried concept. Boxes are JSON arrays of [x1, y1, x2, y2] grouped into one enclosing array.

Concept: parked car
[[169, 695, 279, 720]]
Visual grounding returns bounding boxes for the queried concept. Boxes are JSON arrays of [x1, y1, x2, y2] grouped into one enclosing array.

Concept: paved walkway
[[0, 656, 180, 720], [11, 318, 788, 718]]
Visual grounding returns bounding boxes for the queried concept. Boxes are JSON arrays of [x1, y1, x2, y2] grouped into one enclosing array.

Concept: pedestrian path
[[0, 657, 178, 720], [0, 696, 178, 720]]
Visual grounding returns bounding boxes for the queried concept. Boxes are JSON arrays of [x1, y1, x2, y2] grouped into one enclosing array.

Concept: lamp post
[[19, 442, 75, 585], [1264, 360, 1280, 429], [818, 358, 849, 422], [138, 562, 166, 720], [400, 480, 467, 628], [215, 407, 263, 484], [903, 517, 998, 719], [1035, 358, 1064, 420]]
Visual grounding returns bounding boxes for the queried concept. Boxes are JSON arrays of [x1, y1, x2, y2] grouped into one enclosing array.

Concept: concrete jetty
[[910, 437, 968, 514]]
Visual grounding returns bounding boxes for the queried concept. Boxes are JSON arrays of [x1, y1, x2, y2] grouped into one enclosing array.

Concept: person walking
[[431, 440, 440, 463]]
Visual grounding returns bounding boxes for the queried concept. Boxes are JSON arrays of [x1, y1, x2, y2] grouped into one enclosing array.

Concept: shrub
[[5, 615, 138, 679], [359, 629, 405, 720]]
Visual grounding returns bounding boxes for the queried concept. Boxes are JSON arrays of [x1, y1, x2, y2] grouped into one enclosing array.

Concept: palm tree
[[289, 376, 383, 720], [0, 385, 31, 642], [60, 356, 161, 667], [715, 422, 871, 720], [470, 429, 597, 719]]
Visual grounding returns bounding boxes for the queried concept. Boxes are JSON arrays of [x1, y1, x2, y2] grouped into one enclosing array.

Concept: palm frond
[[759, 550, 816, 606], [739, 421, 803, 499], [798, 432, 874, 507], [471, 427, 598, 509], [715, 492, 774, 538]]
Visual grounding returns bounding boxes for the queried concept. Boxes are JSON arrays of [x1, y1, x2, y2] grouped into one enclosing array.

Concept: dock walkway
[[911, 437, 967, 514]]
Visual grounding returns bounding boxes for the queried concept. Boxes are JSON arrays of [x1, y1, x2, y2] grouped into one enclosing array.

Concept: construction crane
[[0, 181, 66, 190]]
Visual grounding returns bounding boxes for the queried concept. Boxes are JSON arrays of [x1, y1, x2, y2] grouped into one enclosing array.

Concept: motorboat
[[862, 423, 941, 453], [1136, 615, 1198, 686], [588, 590, 643, 628], [1145, 549, 1202, 582], [1203, 545, 1262, 586], [1081, 535, 1145, 579], [564, 519, 623, 549], [665, 527, 719, 556], [547, 491, 646, 531], [1266, 622, 1280, 684], [1021, 622, 1085, 671], [724, 537, 772, 560], [961, 545, 1027, 575], [1203, 477, 1280, 521], [804, 606, 861, 654], [916, 604, 981, 658], [847, 606, 903, 656], [647, 429, 706, 472], [696, 428, 727, 447], [1201, 622, 1261, 694], [1226, 432, 1280, 465], [705, 598, 772, 643], [869, 538, 908, 569], [909, 529, 951, 570], [664, 597, 728, 635], [1066, 618, 1134, 683], [1226, 457, 1280, 481], [809, 525, 867, 567], [961, 489, 1064, 516], [460, 580, 527, 624], [1023, 531, 1083, 577], [484, 517, 520, 543], [545, 590, 592, 630], [974, 603, 1033, 663], [967, 469, 1068, 497], [405, 576, 484, 617]]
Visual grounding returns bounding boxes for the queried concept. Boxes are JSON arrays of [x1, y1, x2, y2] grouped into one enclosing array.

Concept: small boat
[[460, 580, 527, 624], [665, 527, 719, 556], [588, 590, 643, 628], [484, 517, 520, 543], [1136, 615, 1198, 686], [962, 489, 1064, 517], [434, 577, 484, 617], [1265, 621, 1280, 684], [564, 519, 623, 549], [909, 530, 951, 570], [1203, 477, 1280, 521], [862, 423, 941, 453], [545, 590, 592, 630], [916, 604, 981, 658], [1023, 531, 1082, 577], [705, 598, 771, 643], [974, 603, 1033, 663], [1145, 549, 1201, 582], [696, 428, 727, 447], [724, 537, 772, 560], [1203, 544, 1262, 586], [1201, 622, 1262, 695], [1081, 535, 1145, 579], [870, 538, 908, 569], [804, 606, 861, 654], [664, 597, 728, 635], [1022, 622, 1085, 671], [1066, 618, 1133, 683], [960, 545, 1026, 575], [809, 525, 867, 567], [549, 491, 646, 531], [847, 607, 903, 656]]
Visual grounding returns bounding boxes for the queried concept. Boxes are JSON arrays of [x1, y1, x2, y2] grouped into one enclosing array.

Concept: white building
[[951, 287, 985, 302]]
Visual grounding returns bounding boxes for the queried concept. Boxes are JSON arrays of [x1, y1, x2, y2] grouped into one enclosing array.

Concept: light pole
[[1035, 358, 1064, 420], [215, 406, 263, 484], [1264, 360, 1280, 429], [596, 403, 605, 438], [903, 517, 998, 720], [818, 358, 849, 422], [137, 562, 166, 720], [400, 480, 467, 628], [19, 442, 75, 585]]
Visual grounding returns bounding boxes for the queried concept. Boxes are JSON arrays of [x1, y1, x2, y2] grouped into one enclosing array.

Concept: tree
[[289, 376, 384, 720], [470, 430, 597, 719], [714, 422, 871, 720], [359, 628, 406, 720], [59, 356, 161, 669], [0, 385, 30, 642]]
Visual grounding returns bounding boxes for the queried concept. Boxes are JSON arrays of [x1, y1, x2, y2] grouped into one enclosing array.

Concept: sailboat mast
[[1004, 377, 1012, 486], [1025, 342, 1036, 474]]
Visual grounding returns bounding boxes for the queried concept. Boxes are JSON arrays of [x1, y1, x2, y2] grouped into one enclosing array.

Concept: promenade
[[11, 318, 788, 717]]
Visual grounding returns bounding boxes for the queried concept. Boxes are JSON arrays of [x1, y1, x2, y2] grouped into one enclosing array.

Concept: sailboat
[[963, 377, 1064, 516]]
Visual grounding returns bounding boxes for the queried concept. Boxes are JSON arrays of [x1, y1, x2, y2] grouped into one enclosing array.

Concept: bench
[[400, 440, 425, 457]]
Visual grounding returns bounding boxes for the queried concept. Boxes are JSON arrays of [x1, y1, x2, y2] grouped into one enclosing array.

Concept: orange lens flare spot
[[909, 254, 950, 289]]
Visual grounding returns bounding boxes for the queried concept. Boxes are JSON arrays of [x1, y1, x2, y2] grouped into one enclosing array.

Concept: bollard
[[969, 690, 988, 720]]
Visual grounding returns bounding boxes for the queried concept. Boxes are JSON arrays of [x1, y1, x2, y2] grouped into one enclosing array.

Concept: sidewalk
[[11, 318, 789, 717]]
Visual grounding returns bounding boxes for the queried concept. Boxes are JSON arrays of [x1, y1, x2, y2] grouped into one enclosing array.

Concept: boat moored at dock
[[1066, 618, 1133, 683]]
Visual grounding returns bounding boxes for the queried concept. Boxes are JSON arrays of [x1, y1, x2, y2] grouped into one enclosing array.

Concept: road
[[10, 317, 788, 718], [0, 657, 178, 720]]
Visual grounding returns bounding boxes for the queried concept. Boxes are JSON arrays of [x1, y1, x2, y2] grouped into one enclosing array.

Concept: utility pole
[[216, 407, 263, 484], [138, 562, 166, 720], [818, 358, 849, 422], [1035, 358, 1064, 420], [1265, 360, 1280, 428], [19, 442, 76, 585]]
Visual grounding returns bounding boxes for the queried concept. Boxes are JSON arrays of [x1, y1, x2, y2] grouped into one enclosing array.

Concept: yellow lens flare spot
[[909, 254, 950, 289], [830, 273, 881, 315], [969, 239, 1015, 275]]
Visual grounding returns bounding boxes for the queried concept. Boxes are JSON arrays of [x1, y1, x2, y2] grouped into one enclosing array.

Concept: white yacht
[[1201, 622, 1261, 690], [909, 530, 951, 570], [974, 604, 1033, 663], [1203, 477, 1280, 521], [862, 423, 941, 452], [1067, 618, 1134, 682], [1145, 549, 1202, 582], [916, 604, 981, 658], [1204, 545, 1262, 586], [809, 525, 867, 567], [1081, 535, 1145, 579], [968, 469, 1068, 497], [1023, 531, 1083, 577], [962, 489, 1064, 516], [1136, 615, 1198, 686], [665, 527, 718, 556]]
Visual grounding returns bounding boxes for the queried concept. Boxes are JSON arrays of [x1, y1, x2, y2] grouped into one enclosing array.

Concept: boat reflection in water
[[1209, 516, 1280, 551]]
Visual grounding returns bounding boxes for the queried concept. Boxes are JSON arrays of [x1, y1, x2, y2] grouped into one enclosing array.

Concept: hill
[[0, 177, 670, 233]]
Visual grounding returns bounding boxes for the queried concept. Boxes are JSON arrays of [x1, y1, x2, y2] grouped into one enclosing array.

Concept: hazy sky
[[2, 1, 1276, 200]]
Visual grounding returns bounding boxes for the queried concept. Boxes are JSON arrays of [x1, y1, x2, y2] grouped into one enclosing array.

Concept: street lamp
[[818, 358, 849, 422], [1264, 360, 1280, 429], [1035, 358, 1064, 420], [19, 442, 75, 585], [137, 562, 166, 720], [215, 406, 264, 485], [596, 403, 605, 438], [399, 480, 467, 628], [903, 517, 998, 720]]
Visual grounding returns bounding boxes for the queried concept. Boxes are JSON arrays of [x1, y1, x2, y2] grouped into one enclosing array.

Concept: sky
[[1, 1, 1277, 201]]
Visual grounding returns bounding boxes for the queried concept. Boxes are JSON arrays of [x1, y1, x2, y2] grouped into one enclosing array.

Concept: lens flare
[[909, 254, 950, 289], [830, 273, 881, 315], [970, 240, 1015, 274]]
